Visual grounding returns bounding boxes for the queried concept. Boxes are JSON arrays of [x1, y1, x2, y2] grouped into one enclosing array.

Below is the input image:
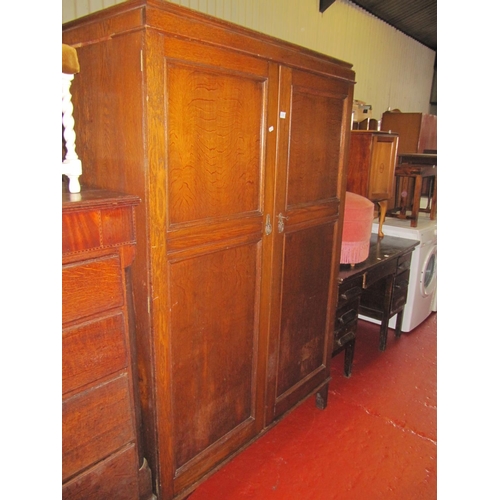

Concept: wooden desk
[[389, 153, 437, 227], [334, 235, 419, 376]]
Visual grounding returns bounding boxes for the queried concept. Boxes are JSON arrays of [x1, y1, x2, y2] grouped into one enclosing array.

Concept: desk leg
[[378, 200, 387, 237], [430, 175, 437, 220], [379, 319, 389, 351], [395, 311, 403, 338], [379, 275, 394, 351], [343, 340, 355, 377], [411, 175, 422, 227]]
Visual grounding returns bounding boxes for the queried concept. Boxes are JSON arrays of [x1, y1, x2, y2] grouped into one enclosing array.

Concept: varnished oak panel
[[287, 87, 343, 206], [169, 244, 260, 469], [167, 63, 263, 225], [276, 223, 334, 395]]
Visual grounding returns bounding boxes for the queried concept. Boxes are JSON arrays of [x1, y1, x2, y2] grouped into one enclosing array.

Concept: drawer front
[[335, 298, 360, 332], [363, 258, 397, 288], [334, 320, 357, 349], [63, 313, 128, 395], [62, 374, 135, 481], [397, 251, 413, 273], [62, 443, 139, 500], [391, 269, 410, 311], [62, 255, 123, 324], [337, 277, 363, 308]]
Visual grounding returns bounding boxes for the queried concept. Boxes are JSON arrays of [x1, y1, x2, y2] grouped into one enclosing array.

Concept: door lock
[[265, 214, 272, 235]]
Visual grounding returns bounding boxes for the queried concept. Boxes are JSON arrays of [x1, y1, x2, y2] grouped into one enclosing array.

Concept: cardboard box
[[352, 100, 372, 123]]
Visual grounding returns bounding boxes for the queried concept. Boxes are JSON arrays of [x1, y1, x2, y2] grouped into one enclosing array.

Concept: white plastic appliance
[[359, 215, 437, 332]]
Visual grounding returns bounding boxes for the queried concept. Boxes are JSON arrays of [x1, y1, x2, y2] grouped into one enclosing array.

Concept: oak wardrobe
[[63, 1, 355, 498]]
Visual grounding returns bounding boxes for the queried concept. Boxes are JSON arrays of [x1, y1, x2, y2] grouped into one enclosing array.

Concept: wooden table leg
[[430, 174, 437, 220], [411, 175, 422, 227], [397, 176, 410, 219], [378, 200, 388, 238]]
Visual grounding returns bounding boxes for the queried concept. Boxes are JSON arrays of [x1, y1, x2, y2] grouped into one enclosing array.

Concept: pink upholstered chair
[[341, 192, 375, 266]]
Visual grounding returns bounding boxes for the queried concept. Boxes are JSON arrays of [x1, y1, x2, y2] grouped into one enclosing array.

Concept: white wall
[[62, 0, 436, 120]]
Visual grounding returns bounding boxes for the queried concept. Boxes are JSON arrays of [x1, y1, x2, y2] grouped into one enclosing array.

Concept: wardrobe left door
[[152, 35, 278, 499]]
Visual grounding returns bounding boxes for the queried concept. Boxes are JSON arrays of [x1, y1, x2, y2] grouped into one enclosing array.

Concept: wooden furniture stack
[[346, 131, 399, 237], [380, 111, 437, 217], [380, 112, 436, 154], [63, 1, 355, 498], [62, 188, 155, 500]]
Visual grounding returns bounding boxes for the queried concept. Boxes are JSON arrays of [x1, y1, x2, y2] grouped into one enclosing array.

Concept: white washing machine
[[359, 215, 437, 332]]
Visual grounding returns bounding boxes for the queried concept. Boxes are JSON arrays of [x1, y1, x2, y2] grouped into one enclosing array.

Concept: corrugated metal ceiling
[[352, 0, 436, 51], [321, 0, 437, 52]]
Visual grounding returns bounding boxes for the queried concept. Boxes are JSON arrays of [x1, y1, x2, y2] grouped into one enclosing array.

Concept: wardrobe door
[[266, 66, 352, 423], [154, 36, 277, 499]]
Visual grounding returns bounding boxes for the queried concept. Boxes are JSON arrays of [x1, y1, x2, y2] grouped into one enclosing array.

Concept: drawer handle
[[338, 309, 357, 325], [340, 287, 361, 301], [394, 280, 409, 289], [337, 331, 355, 347]]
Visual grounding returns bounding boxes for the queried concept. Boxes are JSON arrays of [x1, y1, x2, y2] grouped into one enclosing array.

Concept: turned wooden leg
[[378, 200, 388, 238], [315, 384, 329, 410]]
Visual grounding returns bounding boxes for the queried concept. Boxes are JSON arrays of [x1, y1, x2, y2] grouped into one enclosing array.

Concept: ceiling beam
[[319, 0, 336, 14]]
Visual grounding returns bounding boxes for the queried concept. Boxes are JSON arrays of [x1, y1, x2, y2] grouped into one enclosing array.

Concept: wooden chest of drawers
[[333, 276, 363, 377], [62, 188, 154, 500]]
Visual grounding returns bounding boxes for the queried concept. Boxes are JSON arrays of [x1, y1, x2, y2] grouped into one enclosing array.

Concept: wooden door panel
[[164, 37, 269, 229], [287, 89, 344, 206], [168, 243, 260, 470], [276, 223, 333, 396], [267, 66, 351, 422]]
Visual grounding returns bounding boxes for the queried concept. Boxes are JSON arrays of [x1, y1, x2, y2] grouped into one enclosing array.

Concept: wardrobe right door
[[266, 65, 353, 424]]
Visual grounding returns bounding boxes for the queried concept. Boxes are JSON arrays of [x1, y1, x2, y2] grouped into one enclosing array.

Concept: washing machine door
[[420, 244, 437, 297]]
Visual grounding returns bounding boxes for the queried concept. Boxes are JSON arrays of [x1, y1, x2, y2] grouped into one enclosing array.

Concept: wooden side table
[[346, 131, 399, 237], [389, 153, 437, 227]]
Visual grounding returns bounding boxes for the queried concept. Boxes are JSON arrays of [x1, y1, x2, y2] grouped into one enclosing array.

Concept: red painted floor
[[189, 312, 437, 499]]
